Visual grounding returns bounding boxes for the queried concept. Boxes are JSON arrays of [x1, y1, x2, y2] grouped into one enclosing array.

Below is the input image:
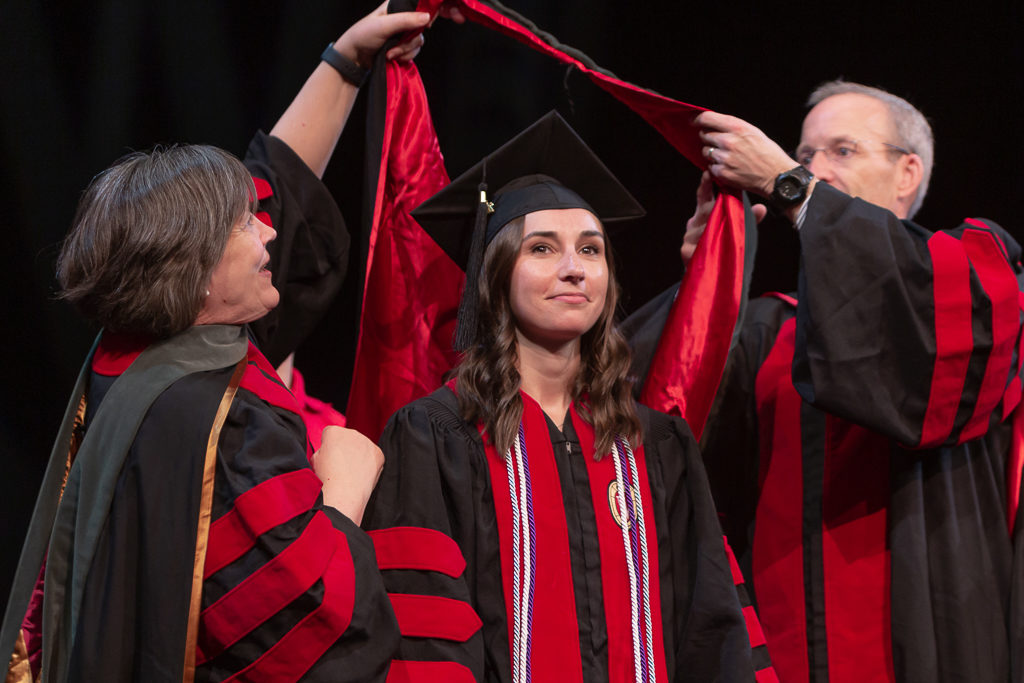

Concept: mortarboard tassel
[[453, 178, 493, 351]]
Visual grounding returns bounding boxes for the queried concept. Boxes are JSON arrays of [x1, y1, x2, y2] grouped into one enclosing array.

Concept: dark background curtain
[[2, 0, 1021, 616]]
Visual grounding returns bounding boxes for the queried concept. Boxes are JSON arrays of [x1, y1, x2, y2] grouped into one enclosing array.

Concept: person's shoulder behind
[[635, 402, 696, 452]]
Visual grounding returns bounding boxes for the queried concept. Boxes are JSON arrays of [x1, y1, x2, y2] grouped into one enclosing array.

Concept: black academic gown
[[631, 183, 1024, 683], [66, 331, 398, 683], [2, 132, 398, 683], [363, 386, 755, 683]]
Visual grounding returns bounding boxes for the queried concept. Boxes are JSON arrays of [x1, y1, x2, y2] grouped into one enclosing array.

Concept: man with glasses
[[640, 80, 1024, 682]]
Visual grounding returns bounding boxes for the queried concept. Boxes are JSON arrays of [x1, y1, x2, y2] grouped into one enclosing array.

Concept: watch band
[[320, 43, 370, 88]]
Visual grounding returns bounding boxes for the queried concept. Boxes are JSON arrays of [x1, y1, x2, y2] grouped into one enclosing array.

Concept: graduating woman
[[363, 112, 756, 683]]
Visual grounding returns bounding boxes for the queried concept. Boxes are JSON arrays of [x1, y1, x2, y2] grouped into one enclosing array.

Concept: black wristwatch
[[321, 43, 371, 88], [770, 166, 814, 210]]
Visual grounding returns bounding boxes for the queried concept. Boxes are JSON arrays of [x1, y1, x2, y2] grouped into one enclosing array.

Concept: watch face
[[778, 177, 801, 201], [773, 166, 812, 207]]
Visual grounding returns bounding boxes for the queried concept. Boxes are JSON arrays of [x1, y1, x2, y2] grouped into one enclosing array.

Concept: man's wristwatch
[[769, 166, 814, 210]]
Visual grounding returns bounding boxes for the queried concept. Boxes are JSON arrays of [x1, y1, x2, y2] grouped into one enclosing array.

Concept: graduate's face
[[196, 211, 279, 326], [509, 208, 608, 348], [798, 93, 917, 218]]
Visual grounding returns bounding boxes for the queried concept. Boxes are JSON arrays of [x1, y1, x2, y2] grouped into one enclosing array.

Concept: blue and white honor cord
[[612, 437, 656, 683], [506, 423, 536, 683]]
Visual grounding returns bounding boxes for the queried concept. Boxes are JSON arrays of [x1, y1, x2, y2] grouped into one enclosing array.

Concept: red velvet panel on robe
[[479, 394, 668, 682]]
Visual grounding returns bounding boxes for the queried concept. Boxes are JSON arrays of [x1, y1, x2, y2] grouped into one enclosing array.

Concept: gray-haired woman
[[0, 5, 442, 682]]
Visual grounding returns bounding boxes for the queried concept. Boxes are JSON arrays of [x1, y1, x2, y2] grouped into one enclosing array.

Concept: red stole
[[480, 392, 666, 682]]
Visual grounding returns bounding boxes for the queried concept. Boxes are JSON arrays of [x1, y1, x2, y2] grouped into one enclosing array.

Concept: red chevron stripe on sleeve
[[386, 660, 476, 683], [222, 527, 357, 682], [369, 527, 466, 577], [388, 594, 482, 642], [198, 511, 335, 664], [204, 469, 322, 579]]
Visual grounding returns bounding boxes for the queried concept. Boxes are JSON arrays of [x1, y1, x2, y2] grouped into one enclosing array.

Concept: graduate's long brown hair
[[454, 216, 642, 456]]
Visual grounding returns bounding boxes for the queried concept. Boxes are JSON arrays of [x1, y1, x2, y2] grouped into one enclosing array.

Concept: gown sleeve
[[68, 370, 398, 683], [242, 131, 351, 367], [362, 392, 485, 683], [793, 183, 1024, 448], [196, 380, 398, 683]]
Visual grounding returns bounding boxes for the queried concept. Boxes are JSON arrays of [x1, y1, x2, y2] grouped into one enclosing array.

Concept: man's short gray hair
[[807, 80, 934, 218]]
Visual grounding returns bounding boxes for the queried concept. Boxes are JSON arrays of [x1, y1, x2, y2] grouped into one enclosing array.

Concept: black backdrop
[[2, 0, 1022, 615]]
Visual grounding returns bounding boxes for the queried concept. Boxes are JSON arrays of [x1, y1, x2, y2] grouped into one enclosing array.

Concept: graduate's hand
[[681, 171, 767, 265], [333, 1, 432, 68], [694, 111, 798, 198], [312, 426, 385, 525]]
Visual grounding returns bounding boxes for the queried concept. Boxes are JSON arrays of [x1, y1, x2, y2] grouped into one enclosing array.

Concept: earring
[[205, 289, 210, 297]]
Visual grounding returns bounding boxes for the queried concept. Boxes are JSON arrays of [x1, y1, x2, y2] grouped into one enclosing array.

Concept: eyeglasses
[[794, 139, 912, 167]]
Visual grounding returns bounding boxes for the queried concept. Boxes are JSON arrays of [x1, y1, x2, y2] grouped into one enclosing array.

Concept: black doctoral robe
[[362, 386, 758, 683], [630, 183, 1024, 683]]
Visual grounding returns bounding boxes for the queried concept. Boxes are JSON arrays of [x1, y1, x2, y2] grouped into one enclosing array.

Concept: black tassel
[[454, 179, 491, 351]]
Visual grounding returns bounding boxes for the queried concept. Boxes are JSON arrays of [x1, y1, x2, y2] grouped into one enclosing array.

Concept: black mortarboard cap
[[412, 110, 645, 350]]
